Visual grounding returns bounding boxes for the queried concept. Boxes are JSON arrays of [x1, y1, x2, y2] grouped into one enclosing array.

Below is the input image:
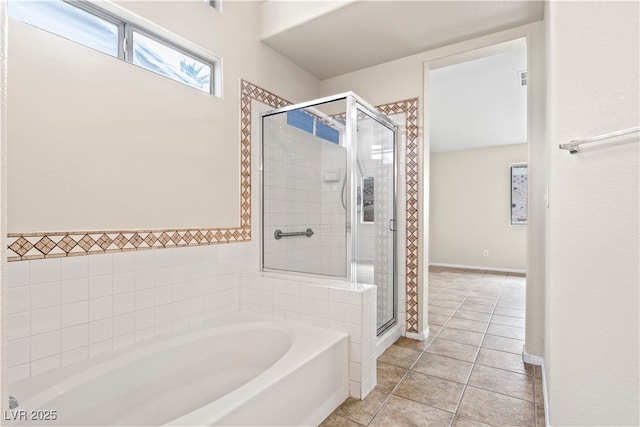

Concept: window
[[131, 30, 212, 94], [510, 163, 528, 226], [8, 0, 219, 95], [286, 110, 340, 144]]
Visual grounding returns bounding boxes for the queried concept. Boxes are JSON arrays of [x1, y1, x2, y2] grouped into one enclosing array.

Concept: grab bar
[[559, 126, 639, 154], [274, 228, 314, 240]]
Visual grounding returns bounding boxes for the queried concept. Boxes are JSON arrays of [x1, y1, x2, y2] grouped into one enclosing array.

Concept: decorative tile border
[[376, 99, 420, 334], [7, 228, 250, 261], [7, 80, 420, 335], [239, 79, 291, 229]]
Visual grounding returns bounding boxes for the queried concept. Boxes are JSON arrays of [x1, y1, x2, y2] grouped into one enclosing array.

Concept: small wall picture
[[511, 163, 528, 225], [362, 176, 374, 223]]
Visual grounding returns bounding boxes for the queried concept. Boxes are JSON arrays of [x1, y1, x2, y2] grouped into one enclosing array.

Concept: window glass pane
[[8, 0, 118, 57], [132, 31, 212, 93]]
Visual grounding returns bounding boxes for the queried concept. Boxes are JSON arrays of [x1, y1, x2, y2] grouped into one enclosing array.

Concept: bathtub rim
[[9, 311, 349, 426]]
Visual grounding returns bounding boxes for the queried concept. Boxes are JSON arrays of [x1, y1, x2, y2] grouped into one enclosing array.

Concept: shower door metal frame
[[260, 92, 398, 335]]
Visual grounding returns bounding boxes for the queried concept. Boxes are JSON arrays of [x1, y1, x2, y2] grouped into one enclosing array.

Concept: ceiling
[[430, 47, 528, 152], [260, 1, 544, 80]]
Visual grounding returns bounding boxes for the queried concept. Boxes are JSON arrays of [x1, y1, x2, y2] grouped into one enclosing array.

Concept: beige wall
[[430, 144, 527, 271], [1, 0, 8, 409], [7, 1, 319, 233], [545, 1, 639, 425]]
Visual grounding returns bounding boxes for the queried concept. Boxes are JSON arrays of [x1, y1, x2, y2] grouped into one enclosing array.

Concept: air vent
[[519, 71, 528, 86]]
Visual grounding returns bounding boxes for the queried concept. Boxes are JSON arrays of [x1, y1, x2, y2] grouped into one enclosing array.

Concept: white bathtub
[[7, 312, 349, 426]]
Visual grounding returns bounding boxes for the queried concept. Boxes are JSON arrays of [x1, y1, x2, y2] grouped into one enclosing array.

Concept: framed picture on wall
[[510, 163, 528, 226], [362, 176, 374, 223]]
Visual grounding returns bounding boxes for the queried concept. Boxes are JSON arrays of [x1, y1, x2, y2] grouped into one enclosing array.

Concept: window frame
[[127, 25, 215, 95], [9, 0, 220, 96]]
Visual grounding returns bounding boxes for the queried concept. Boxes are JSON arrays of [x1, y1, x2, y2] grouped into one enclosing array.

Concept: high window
[[8, 0, 220, 95]]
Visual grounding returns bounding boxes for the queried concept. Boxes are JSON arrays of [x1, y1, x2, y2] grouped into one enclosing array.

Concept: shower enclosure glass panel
[[354, 109, 397, 333], [261, 93, 397, 335], [262, 99, 348, 277]]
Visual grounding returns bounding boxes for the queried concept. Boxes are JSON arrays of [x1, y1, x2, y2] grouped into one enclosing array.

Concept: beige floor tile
[[534, 374, 544, 404], [493, 307, 525, 318], [430, 298, 463, 309], [448, 283, 476, 292], [333, 390, 389, 425], [428, 325, 442, 338], [426, 338, 479, 363], [465, 296, 497, 306], [459, 302, 494, 314], [319, 414, 365, 427], [437, 293, 468, 303], [412, 352, 473, 384], [490, 314, 526, 328], [496, 300, 526, 310], [429, 313, 452, 326], [438, 327, 485, 347], [536, 404, 546, 427], [468, 289, 500, 298], [475, 348, 534, 376], [486, 323, 525, 340], [452, 415, 494, 427], [429, 305, 458, 317], [369, 395, 454, 427], [393, 336, 431, 352], [534, 365, 542, 378], [453, 309, 492, 323], [458, 386, 534, 427], [394, 371, 465, 412], [481, 334, 524, 354], [446, 317, 488, 333], [378, 344, 422, 369], [468, 364, 534, 402], [376, 361, 408, 393]]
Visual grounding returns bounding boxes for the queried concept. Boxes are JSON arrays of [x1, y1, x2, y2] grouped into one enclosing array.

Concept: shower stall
[[261, 93, 398, 335]]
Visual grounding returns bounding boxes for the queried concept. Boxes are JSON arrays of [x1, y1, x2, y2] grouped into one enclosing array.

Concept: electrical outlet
[[483, 250, 489, 257]]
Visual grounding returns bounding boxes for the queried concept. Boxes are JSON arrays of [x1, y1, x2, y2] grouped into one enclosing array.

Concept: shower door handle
[[389, 219, 397, 232]]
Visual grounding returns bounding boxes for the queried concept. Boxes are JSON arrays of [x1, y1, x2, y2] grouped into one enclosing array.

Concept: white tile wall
[[262, 113, 347, 278], [239, 272, 377, 399], [6, 242, 257, 383]]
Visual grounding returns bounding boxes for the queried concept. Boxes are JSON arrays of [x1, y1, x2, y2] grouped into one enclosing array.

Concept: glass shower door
[[353, 106, 397, 334]]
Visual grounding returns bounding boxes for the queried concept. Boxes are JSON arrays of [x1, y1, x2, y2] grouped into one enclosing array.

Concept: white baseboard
[[523, 349, 550, 426], [522, 350, 544, 366], [430, 262, 526, 275], [405, 327, 429, 341]]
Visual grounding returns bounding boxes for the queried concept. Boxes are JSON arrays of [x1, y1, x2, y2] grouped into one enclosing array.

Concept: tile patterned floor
[[321, 267, 545, 427]]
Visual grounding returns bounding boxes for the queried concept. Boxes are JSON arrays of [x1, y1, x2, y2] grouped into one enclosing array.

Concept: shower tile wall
[[320, 142, 348, 277], [6, 243, 257, 382], [262, 114, 346, 277]]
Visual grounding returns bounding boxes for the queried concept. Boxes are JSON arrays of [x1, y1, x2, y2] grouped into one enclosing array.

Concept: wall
[[4, 0, 324, 382], [7, 0, 319, 232], [1, 0, 8, 410], [545, 1, 639, 425], [430, 143, 527, 271], [320, 22, 545, 340]]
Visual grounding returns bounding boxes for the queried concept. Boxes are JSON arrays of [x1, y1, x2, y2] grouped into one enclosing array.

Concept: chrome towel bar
[[274, 228, 314, 240], [559, 126, 639, 154]]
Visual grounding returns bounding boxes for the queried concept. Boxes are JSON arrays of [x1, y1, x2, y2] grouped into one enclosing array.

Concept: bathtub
[[7, 312, 349, 426]]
